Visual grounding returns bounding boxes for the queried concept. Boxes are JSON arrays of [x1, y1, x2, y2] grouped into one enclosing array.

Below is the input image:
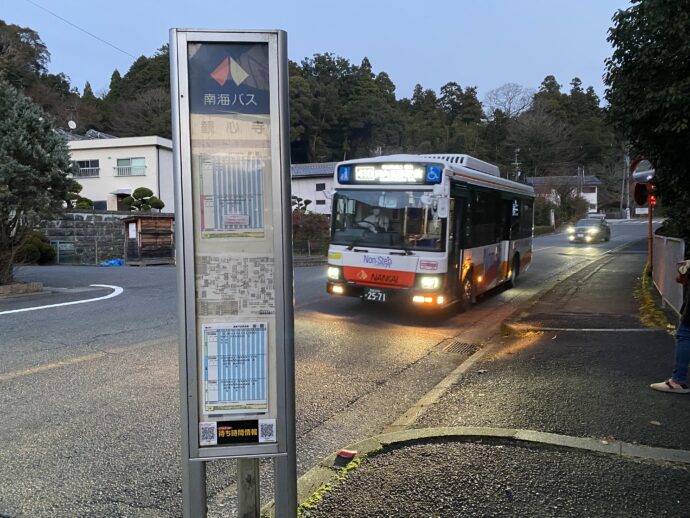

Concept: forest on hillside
[[0, 19, 626, 211]]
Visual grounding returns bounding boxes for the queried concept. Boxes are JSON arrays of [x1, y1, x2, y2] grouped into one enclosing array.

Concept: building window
[[316, 200, 326, 205], [74, 159, 100, 177], [115, 157, 146, 176], [315, 183, 326, 191], [93, 200, 107, 210]]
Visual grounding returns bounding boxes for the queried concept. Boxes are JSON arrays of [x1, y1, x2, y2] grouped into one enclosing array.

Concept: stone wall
[[39, 211, 131, 265]]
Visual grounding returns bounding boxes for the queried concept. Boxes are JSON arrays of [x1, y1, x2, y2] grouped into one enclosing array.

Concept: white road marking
[[0, 284, 123, 316]]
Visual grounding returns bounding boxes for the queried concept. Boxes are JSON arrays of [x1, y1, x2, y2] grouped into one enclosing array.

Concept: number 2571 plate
[[362, 288, 386, 302]]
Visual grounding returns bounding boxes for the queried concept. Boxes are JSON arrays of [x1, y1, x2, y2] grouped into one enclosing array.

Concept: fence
[[653, 235, 686, 315]]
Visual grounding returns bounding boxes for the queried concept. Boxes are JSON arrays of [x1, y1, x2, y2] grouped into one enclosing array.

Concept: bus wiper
[[347, 239, 364, 251], [390, 244, 414, 256]]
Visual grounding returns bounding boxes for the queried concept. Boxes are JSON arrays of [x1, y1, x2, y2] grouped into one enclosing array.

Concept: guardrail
[[653, 235, 685, 315]]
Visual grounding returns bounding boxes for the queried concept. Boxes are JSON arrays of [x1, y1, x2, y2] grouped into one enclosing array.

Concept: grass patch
[[297, 451, 377, 516], [634, 266, 674, 331]]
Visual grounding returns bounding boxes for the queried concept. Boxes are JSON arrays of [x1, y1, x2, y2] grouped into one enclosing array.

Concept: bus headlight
[[327, 266, 342, 280], [419, 275, 441, 290]]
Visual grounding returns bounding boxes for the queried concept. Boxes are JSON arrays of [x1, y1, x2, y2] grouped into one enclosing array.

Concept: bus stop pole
[[182, 458, 206, 517]]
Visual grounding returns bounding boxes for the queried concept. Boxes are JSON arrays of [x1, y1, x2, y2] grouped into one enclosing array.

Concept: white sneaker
[[650, 379, 690, 394]]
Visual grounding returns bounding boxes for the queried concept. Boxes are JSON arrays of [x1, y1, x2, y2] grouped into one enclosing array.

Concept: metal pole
[[237, 458, 261, 518], [625, 155, 631, 218], [182, 459, 206, 517], [274, 29, 297, 518], [647, 206, 653, 272]]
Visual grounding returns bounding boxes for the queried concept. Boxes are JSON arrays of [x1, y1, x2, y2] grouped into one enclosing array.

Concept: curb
[[293, 257, 327, 267], [0, 282, 44, 299], [265, 427, 690, 516]]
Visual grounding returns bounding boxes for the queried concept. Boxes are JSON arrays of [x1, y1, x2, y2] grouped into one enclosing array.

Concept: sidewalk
[[294, 243, 690, 517]]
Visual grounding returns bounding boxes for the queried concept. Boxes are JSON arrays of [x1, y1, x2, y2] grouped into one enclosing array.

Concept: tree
[[508, 101, 579, 177], [484, 83, 535, 119], [0, 80, 72, 284], [0, 21, 49, 89], [65, 181, 94, 209], [605, 0, 690, 240], [122, 187, 165, 211]]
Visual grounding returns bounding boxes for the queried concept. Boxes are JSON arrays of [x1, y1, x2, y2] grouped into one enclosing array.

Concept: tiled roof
[[291, 162, 337, 178], [526, 175, 602, 186]]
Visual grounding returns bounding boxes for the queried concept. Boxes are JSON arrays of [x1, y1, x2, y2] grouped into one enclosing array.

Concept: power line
[[24, 0, 137, 59]]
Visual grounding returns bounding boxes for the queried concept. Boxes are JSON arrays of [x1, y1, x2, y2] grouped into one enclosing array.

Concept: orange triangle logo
[[211, 57, 229, 86]]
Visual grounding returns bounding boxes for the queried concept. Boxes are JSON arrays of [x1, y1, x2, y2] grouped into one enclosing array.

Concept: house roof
[[526, 175, 602, 187], [68, 135, 172, 151], [291, 162, 337, 178]]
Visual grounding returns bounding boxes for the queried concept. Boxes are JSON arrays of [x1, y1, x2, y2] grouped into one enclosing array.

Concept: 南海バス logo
[[211, 57, 249, 87]]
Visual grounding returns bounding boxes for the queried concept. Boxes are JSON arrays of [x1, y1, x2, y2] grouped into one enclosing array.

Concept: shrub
[[16, 231, 55, 265]]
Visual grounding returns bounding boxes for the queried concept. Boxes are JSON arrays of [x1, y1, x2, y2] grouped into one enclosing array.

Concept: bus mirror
[[420, 194, 432, 206], [436, 198, 449, 218], [324, 190, 335, 200]]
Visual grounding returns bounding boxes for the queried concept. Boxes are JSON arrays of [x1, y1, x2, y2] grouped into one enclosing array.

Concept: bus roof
[[335, 154, 535, 197]]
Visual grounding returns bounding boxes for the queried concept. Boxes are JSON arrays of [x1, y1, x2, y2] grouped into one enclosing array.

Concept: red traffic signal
[[649, 195, 657, 207]]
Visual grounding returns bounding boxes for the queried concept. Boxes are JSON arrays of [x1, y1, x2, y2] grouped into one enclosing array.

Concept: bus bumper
[[326, 282, 452, 308]]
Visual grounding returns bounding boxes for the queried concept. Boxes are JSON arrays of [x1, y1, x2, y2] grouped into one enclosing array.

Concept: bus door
[[499, 198, 516, 281], [448, 196, 467, 297]]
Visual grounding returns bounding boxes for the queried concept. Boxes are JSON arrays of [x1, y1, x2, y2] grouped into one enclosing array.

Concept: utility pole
[[512, 148, 521, 181]]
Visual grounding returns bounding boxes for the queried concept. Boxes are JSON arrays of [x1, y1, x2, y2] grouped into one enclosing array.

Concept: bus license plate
[[363, 288, 386, 302]]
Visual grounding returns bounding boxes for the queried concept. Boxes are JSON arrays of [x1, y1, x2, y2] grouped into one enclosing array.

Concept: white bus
[[325, 154, 535, 309]]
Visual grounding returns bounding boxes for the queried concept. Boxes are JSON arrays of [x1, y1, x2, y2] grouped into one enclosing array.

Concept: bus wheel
[[459, 274, 475, 312], [507, 256, 519, 288]]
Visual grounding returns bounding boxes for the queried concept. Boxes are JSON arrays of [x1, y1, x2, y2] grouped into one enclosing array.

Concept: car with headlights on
[[565, 218, 611, 243]]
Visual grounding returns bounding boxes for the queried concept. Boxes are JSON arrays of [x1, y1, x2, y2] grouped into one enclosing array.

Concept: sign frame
[[170, 29, 295, 462]]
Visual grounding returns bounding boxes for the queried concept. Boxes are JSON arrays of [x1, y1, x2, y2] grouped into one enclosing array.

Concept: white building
[[526, 175, 602, 213], [67, 135, 174, 212], [290, 162, 337, 215]]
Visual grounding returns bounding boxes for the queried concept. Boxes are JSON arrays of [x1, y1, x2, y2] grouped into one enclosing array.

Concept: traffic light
[[632, 182, 656, 206], [633, 182, 649, 205]]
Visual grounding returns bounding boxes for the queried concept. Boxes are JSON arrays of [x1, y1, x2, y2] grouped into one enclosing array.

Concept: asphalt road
[[0, 220, 652, 517]]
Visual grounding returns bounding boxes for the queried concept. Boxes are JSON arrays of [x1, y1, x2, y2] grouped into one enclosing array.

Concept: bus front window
[[331, 190, 444, 252]]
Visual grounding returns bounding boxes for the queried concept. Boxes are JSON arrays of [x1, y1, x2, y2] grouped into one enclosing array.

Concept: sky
[[5, 0, 631, 102]]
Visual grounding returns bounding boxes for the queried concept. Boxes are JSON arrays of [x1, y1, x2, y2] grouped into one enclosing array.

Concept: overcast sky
[[5, 0, 630, 102]]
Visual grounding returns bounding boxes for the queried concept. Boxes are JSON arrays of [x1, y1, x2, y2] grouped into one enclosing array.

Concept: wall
[[291, 176, 333, 215], [157, 147, 175, 213], [39, 211, 130, 265]]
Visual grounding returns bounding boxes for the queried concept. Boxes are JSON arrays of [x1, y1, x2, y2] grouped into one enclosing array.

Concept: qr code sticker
[[258, 419, 276, 443], [199, 421, 217, 446]]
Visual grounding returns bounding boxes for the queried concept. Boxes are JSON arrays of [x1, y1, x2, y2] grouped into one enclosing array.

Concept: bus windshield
[[331, 189, 444, 252]]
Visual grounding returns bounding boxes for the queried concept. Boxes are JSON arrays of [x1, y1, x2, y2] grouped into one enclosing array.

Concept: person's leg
[[651, 322, 690, 393], [671, 322, 690, 384]]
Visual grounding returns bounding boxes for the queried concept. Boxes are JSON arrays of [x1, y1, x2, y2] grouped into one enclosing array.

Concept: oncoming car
[[566, 218, 611, 243]]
